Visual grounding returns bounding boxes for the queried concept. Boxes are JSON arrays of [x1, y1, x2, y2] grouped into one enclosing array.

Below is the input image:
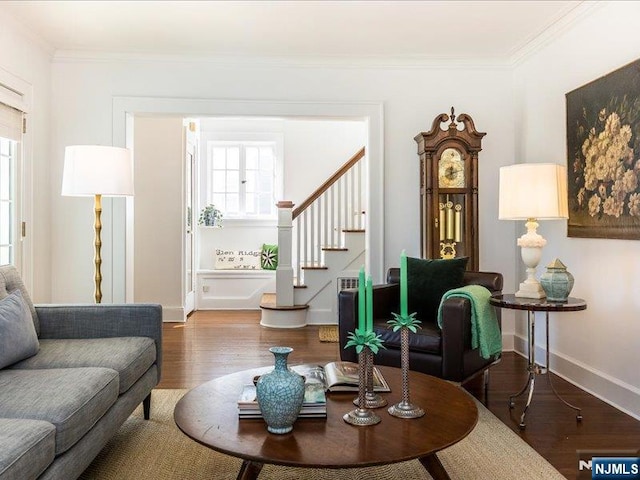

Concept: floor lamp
[[62, 145, 134, 303], [498, 163, 568, 299]]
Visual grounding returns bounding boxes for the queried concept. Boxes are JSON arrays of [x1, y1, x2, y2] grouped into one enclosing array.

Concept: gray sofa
[[0, 265, 162, 480]]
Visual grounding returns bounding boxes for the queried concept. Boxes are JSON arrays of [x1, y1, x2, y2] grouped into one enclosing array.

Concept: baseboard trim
[[513, 333, 640, 420], [501, 332, 515, 352], [305, 308, 334, 325]]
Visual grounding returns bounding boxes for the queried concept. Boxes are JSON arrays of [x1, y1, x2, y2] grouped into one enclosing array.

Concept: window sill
[[199, 218, 277, 228]]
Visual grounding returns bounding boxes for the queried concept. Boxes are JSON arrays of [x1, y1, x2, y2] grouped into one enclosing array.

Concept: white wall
[[282, 118, 366, 205], [133, 116, 184, 321], [0, 10, 52, 302], [514, 1, 640, 418], [48, 60, 517, 309]]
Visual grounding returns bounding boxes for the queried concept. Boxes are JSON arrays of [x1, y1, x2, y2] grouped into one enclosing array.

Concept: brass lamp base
[[94, 194, 102, 304]]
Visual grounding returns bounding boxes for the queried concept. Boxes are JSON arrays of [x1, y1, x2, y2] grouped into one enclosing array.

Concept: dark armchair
[[338, 269, 503, 385]]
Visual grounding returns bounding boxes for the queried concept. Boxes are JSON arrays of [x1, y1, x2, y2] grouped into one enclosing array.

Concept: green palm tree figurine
[[343, 328, 385, 425], [345, 328, 387, 409], [387, 312, 425, 418], [387, 312, 421, 333], [344, 328, 385, 354]]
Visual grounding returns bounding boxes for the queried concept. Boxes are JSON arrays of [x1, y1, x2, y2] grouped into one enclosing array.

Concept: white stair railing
[[275, 201, 295, 307], [284, 147, 365, 290]]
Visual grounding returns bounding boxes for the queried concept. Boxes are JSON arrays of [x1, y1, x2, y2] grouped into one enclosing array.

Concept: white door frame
[[112, 97, 384, 303], [183, 123, 197, 316], [0, 67, 33, 292]]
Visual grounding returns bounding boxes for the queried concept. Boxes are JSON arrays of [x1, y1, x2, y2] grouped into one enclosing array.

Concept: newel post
[[276, 201, 295, 307]]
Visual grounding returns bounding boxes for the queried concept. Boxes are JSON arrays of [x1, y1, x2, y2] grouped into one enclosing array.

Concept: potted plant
[[198, 204, 223, 227]]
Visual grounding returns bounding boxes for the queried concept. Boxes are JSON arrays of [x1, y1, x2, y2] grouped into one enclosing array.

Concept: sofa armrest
[[439, 297, 472, 380], [463, 271, 503, 293], [338, 283, 400, 362], [35, 303, 163, 380], [338, 289, 357, 363]]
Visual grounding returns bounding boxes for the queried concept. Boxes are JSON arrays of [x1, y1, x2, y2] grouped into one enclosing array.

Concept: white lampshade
[[499, 163, 568, 220], [62, 145, 134, 197]]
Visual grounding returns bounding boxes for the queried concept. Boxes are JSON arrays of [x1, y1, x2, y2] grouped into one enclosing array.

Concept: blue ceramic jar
[[540, 258, 574, 302], [256, 346, 305, 434]]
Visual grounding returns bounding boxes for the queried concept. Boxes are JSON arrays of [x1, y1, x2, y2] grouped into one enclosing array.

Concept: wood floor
[[158, 310, 640, 480]]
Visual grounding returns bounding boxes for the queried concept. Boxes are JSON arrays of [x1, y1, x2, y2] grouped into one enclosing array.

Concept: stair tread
[[321, 247, 348, 251], [301, 265, 328, 270], [259, 293, 308, 310]]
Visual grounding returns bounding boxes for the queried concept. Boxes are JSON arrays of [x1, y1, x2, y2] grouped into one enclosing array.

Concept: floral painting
[[566, 58, 640, 239]]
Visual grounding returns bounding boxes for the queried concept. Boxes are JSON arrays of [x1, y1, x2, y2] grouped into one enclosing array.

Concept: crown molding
[[41, 2, 606, 71], [509, 1, 604, 66], [52, 50, 513, 70]]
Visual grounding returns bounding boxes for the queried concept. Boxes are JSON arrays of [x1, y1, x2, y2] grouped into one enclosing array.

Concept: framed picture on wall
[[566, 58, 640, 239]]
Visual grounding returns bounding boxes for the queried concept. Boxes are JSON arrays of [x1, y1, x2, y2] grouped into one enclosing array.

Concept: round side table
[[489, 294, 587, 429]]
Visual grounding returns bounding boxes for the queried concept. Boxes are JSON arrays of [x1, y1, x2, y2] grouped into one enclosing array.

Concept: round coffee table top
[[174, 365, 478, 469]]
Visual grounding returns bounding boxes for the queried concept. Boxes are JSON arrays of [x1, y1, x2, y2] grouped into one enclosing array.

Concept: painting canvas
[[566, 58, 640, 239]]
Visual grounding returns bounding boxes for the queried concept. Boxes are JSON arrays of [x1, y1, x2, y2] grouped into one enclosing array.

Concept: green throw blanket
[[437, 285, 502, 360]]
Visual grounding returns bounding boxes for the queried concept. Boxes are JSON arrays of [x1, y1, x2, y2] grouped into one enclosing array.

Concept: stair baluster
[[278, 147, 365, 309]]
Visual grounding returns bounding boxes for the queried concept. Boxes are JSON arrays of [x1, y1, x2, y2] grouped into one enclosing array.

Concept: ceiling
[[2, 1, 586, 62]]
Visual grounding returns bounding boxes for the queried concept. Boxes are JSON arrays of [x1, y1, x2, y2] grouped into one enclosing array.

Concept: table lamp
[[62, 145, 134, 303], [499, 163, 568, 299]]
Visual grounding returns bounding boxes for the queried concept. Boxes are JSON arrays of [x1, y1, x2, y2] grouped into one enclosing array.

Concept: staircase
[[260, 148, 366, 328]]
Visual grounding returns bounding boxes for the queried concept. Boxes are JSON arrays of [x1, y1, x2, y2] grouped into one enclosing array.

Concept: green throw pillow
[[261, 244, 278, 270], [407, 256, 468, 322]]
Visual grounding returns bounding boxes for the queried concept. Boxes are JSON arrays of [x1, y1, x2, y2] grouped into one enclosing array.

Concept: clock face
[[438, 148, 465, 188]]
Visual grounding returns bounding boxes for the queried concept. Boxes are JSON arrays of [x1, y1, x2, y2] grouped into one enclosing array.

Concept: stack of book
[[237, 381, 327, 419]]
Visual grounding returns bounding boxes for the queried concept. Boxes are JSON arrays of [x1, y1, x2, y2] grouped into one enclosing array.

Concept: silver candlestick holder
[[353, 346, 387, 408], [344, 347, 381, 426], [388, 326, 425, 419]]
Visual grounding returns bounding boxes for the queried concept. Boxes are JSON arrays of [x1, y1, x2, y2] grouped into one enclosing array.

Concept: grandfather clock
[[414, 108, 485, 271]]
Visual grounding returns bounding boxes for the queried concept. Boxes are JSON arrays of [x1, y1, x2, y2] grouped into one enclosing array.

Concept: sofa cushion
[[0, 368, 119, 455], [407, 256, 468, 322], [9, 337, 156, 394], [374, 319, 442, 354], [0, 291, 39, 369], [0, 418, 55, 480], [0, 265, 39, 335]]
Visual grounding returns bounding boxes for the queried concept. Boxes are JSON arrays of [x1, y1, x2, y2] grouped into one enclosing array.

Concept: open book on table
[[292, 361, 390, 393]]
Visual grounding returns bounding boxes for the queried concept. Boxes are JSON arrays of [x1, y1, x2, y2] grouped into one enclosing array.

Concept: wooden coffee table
[[174, 365, 478, 480]]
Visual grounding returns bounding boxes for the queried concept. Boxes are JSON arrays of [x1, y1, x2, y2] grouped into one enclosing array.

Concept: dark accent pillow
[[0, 290, 40, 369], [261, 244, 278, 270], [407, 256, 468, 322]]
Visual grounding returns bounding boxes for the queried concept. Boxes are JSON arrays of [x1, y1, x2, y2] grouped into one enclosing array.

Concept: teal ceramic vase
[[540, 258, 574, 302], [256, 346, 305, 434]]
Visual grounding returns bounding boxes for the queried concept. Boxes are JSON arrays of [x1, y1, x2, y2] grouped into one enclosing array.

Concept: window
[[0, 137, 17, 264], [205, 141, 278, 219], [0, 101, 23, 267]]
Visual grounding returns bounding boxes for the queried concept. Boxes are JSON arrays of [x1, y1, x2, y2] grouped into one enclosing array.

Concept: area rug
[[80, 389, 564, 480], [318, 325, 339, 342]]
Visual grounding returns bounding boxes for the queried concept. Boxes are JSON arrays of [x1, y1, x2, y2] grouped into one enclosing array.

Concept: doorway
[[116, 97, 383, 320]]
